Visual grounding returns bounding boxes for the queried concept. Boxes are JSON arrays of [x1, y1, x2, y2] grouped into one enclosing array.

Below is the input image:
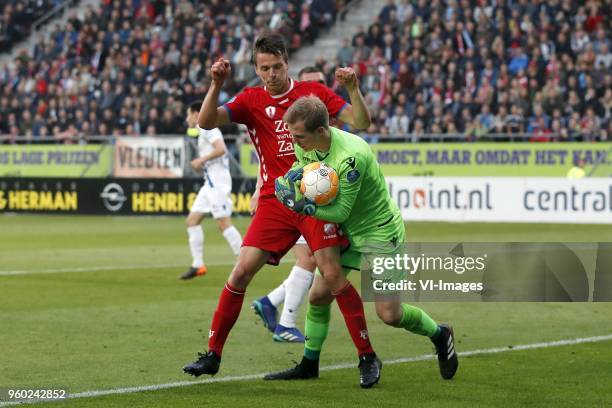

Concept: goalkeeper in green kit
[[266, 96, 458, 384]]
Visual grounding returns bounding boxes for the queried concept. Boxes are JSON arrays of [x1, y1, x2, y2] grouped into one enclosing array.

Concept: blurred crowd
[[0, 0, 339, 142], [0, 0, 67, 52], [0, 0, 610, 143], [319, 0, 611, 141]]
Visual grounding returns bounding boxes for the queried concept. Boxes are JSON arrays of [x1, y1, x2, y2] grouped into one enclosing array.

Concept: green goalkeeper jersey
[[293, 127, 404, 251]]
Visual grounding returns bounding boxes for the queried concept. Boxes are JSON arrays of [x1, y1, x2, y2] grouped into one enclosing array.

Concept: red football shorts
[[243, 195, 348, 265]]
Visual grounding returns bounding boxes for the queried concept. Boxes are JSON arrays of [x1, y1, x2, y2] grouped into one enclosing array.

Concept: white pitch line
[[0, 264, 184, 276], [1, 333, 611, 406], [0, 259, 293, 277]]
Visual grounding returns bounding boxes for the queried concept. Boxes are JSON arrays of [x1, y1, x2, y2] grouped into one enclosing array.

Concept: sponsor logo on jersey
[[265, 106, 276, 118], [345, 157, 356, 168]]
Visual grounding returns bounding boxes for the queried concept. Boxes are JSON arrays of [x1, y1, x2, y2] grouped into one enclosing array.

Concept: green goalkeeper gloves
[[285, 167, 304, 183], [274, 176, 316, 216]]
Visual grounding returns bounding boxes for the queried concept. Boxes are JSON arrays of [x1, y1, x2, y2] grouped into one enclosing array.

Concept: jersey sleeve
[[314, 151, 366, 224], [223, 90, 252, 126], [198, 127, 224, 143], [312, 83, 348, 118], [209, 128, 224, 143]]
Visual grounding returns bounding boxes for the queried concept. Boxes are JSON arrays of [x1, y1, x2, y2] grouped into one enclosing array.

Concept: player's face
[[255, 53, 290, 95], [288, 121, 320, 151]]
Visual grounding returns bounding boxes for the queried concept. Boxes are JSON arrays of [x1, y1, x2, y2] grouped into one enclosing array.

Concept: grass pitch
[[1, 215, 611, 407]]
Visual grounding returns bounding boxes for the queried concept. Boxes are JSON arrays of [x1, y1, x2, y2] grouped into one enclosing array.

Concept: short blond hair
[[283, 96, 329, 131]]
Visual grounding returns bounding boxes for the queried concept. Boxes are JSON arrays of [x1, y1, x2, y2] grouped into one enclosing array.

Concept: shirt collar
[[265, 78, 295, 99]]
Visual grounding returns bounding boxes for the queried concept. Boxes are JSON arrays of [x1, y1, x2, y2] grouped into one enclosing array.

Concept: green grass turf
[[0, 215, 611, 406]]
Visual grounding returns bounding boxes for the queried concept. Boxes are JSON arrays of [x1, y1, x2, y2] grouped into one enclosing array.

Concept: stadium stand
[[0, 0, 341, 142], [0, 0, 610, 143], [0, 0, 70, 52], [319, 0, 611, 141]]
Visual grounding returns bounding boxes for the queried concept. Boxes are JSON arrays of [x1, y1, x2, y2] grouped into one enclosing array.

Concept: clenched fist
[[210, 58, 232, 84], [335, 67, 359, 91]]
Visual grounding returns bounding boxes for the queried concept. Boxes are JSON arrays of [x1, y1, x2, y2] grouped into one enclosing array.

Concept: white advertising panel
[[114, 137, 185, 178], [387, 177, 612, 224]]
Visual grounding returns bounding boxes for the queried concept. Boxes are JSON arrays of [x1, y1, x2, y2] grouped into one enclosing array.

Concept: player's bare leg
[[183, 246, 271, 376]]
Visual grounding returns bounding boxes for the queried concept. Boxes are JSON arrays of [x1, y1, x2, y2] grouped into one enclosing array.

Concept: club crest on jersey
[[323, 223, 336, 235], [265, 106, 276, 118]]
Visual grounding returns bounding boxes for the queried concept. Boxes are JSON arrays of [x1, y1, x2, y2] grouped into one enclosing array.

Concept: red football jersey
[[224, 78, 347, 196]]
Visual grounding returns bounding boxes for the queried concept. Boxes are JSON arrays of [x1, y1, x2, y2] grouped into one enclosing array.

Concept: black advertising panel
[[0, 178, 257, 215]]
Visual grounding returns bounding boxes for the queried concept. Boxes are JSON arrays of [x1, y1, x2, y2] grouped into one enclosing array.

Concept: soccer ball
[[300, 162, 339, 206]]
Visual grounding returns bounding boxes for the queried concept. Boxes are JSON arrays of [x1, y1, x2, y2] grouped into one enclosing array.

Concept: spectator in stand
[[492, 105, 508, 134], [337, 38, 354, 66], [595, 43, 612, 69], [387, 105, 410, 136], [580, 107, 601, 141], [528, 104, 551, 134]]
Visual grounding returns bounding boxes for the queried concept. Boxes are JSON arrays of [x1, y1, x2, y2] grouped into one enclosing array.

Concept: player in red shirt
[[183, 33, 382, 388]]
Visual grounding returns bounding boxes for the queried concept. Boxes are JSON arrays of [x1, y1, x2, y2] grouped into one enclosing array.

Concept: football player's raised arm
[[198, 97, 231, 130], [335, 67, 371, 130], [199, 58, 232, 129], [338, 103, 370, 130], [314, 156, 364, 223]]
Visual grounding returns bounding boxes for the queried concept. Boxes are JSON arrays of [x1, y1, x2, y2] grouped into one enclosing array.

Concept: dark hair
[[283, 96, 329, 131], [297, 66, 323, 77], [297, 66, 326, 84], [189, 101, 201, 113], [252, 33, 289, 65]]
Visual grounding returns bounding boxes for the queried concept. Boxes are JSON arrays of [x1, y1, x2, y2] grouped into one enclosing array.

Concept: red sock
[[333, 283, 374, 357], [208, 282, 245, 357]]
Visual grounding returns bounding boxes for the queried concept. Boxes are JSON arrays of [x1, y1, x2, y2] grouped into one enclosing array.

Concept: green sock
[[304, 303, 331, 360], [399, 303, 440, 338]]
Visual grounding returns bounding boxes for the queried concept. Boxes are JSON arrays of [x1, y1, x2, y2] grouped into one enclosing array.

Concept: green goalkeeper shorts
[[316, 219, 406, 275]]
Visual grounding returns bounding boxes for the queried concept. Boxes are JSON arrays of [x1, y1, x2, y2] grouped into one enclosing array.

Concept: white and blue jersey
[[191, 127, 233, 218]]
